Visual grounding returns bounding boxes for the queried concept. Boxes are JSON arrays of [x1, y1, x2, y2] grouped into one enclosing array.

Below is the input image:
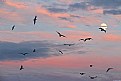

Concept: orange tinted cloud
[[36, 4, 102, 27], [2, 54, 121, 69], [63, 24, 76, 28], [5, 0, 27, 9], [63, 30, 92, 41], [0, 9, 24, 22], [102, 34, 121, 42], [36, 6, 70, 18]]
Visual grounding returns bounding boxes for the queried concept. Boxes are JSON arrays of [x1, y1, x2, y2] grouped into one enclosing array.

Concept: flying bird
[[33, 16, 37, 25], [33, 49, 36, 52], [106, 68, 113, 73], [59, 50, 63, 54], [80, 73, 85, 75], [90, 65, 93, 67], [63, 43, 75, 46], [99, 28, 106, 33], [12, 25, 15, 30], [89, 76, 97, 79], [19, 53, 28, 55], [20, 65, 24, 70], [56, 31, 66, 37], [79, 38, 93, 42]]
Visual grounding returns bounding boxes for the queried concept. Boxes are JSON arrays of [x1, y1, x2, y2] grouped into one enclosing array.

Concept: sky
[[0, 0, 121, 81]]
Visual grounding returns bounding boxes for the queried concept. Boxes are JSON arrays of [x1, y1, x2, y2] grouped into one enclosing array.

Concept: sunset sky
[[0, 0, 121, 81]]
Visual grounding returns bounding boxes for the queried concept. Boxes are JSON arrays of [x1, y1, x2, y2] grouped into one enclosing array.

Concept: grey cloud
[[68, 2, 89, 11], [58, 17, 73, 22], [90, 0, 121, 9], [67, 0, 121, 14], [0, 0, 6, 7], [0, 41, 58, 61], [1, 72, 121, 81], [103, 9, 121, 15], [70, 14, 81, 18], [47, 7, 67, 13], [0, 41, 87, 61]]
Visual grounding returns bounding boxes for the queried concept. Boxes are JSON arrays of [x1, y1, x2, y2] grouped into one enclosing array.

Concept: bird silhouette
[[12, 25, 15, 30], [19, 53, 28, 55], [20, 65, 24, 70], [33, 16, 37, 25], [89, 76, 97, 79], [79, 38, 93, 42], [33, 49, 36, 52], [80, 72, 85, 75], [56, 31, 66, 37], [99, 28, 106, 33], [90, 65, 93, 67], [63, 43, 75, 46], [106, 68, 113, 73], [59, 50, 63, 54]]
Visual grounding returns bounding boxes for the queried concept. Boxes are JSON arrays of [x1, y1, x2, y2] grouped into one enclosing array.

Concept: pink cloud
[[36, 6, 70, 18], [102, 34, 121, 42], [1, 54, 121, 70], [0, 9, 24, 23], [5, 0, 28, 9]]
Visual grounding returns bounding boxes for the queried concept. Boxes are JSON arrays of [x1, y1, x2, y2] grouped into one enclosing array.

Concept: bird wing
[[79, 39, 84, 41], [106, 68, 113, 72], [33, 49, 35, 52], [62, 34, 66, 37], [56, 31, 61, 36], [106, 68, 111, 72], [59, 51, 63, 54], [12, 25, 15, 30]]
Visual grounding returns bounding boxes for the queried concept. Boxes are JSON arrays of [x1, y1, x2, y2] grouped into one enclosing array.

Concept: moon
[[100, 23, 107, 30]]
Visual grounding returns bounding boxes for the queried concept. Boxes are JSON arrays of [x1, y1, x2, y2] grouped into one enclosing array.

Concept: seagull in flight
[[80, 72, 85, 75], [63, 43, 75, 46], [106, 68, 113, 73], [89, 76, 97, 79], [19, 53, 28, 55], [33, 16, 37, 25], [99, 28, 106, 33], [12, 25, 15, 30], [20, 65, 24, 70], [58, 50, 63, 54], [90, 64, 93, 67], [56, 31, 66, 37], [33, 49, 36, 52], [79, 38, 93, 42]]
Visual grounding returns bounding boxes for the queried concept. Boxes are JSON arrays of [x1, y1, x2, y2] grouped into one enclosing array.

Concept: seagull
[[12, 25, 15, 30], [106, 68, 113, 73], [90, 64, 93, 67], [33, 49, 36, 52], [89, 76, 97, 79], [79, 38, 93, 42], [80, 72, 85, 75], [63, 43, 75, 46], [19, 53, 28, 55], [20, 65, 24, 70], [99, 28, 106, 33], [56, 31, 66, 37], [33, 16, 37, 25], [59, 50, 63, 54]]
